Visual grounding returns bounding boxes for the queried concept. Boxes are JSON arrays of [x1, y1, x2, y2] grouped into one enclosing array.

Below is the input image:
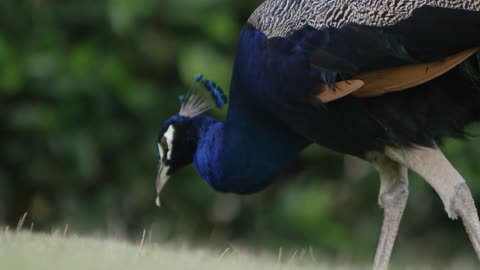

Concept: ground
[[0, 230, 476, 270]]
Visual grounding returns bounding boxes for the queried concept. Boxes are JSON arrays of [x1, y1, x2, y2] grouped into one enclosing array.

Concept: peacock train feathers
[[460, 51, 480, 89]]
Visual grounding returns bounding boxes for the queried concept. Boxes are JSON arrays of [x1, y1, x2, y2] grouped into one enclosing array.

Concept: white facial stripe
[[164, 125, 175, 160], [157, 143, 164, 160]]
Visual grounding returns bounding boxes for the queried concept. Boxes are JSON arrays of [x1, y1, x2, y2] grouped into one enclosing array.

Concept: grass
[[0, 229, 357, 270], [0, 229, 477, 270]]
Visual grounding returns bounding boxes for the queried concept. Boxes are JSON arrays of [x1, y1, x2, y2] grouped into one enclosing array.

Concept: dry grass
[[0, 229, 477, 270], [0, 229, 353, 270]]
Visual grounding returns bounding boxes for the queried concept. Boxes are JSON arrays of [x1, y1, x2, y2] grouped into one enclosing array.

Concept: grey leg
[[369, 153, 409, 270], [453, 183, 480, 254], [386, 146, 480, 259]]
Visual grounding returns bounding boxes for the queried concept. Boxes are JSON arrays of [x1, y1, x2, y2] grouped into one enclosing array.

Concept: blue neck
[[193, 114, 309, 194], [191, 26, 311, 194], [192, 25, 313, 194]]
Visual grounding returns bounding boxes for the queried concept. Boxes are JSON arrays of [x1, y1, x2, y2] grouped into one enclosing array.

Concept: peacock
[[155, 1, 480, 269]]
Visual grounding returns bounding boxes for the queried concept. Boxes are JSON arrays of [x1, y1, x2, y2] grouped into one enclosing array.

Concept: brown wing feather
[[317, 48, 479, 102]]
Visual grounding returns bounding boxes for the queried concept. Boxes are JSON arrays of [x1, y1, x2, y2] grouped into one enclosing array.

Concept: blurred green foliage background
[[2, 0, 480, 263]]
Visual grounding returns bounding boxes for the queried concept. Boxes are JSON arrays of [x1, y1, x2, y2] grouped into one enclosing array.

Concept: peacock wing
[[249, 0, 480, 103], [317, 48, 479, 102]]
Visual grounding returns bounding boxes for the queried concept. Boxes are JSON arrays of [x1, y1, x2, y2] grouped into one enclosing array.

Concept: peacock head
[[155, 74, 227, 207]]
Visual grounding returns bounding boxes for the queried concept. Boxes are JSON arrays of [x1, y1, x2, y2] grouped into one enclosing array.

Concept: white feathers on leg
[[385, 145, 480, 260], [369, 153, 409, 270]]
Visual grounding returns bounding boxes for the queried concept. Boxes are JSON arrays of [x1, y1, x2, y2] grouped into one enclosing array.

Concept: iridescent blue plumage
[[158, 4, 480, 194]]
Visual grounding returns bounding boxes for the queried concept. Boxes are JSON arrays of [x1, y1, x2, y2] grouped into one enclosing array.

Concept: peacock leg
[[452, 183, 480, 255], [385, 146, 480, 259], [369, 153, 409, 270]]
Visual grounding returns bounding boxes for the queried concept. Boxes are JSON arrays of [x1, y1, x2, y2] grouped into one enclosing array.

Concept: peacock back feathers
[[249, 0, 480, 38]]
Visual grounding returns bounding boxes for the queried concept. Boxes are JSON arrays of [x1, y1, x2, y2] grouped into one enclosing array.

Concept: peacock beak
[[155, 162, 170, 207]]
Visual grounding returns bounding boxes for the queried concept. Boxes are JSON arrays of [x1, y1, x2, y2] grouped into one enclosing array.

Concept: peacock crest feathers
[[178, 74, 228, 118]]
